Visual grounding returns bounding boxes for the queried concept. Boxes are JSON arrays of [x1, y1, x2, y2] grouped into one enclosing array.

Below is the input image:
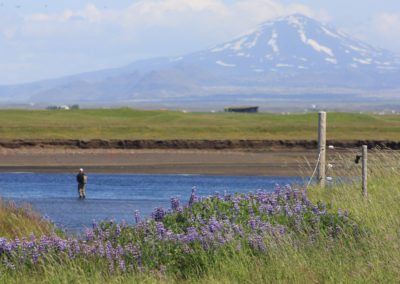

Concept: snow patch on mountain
[[298, 29, 334, 57], [246, 32, 261, 49], [321, 26, 340, 39], [211, 43, 232, 52], [232, 37, 247, 51], [268, 30, 279, 53]]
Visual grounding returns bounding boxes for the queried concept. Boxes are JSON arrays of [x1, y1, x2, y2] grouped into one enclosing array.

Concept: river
[[0, 173, 304, 233]]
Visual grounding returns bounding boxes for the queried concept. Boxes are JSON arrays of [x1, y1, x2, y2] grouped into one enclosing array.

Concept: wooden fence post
[[318, 111, 326, 187], [362, 145, 368, 198]]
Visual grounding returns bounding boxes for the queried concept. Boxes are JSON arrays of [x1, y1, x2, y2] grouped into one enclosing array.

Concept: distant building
[[46, 105, 72, 110], [224, 106, 259, 113]]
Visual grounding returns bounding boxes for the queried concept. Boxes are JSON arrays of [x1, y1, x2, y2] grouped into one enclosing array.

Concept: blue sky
[[1, 0, 400, 84]]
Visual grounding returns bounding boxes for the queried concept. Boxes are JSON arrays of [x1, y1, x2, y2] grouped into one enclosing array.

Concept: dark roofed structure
[[224, 106, 259, 113]]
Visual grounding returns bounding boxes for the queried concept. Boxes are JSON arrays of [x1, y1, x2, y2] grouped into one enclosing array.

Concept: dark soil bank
[[0, 139, 399, 150]]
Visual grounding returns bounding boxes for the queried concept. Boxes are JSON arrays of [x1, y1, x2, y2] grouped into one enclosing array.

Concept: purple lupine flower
[[116, 244, 124, 257], [188, 186, 196, 207], [135, 210, 140, 224], [86, 229, 95, 241], [68, 249, 75, 260], [256, 235, 267, 253], [118, 259, 126, 272], [57, 240, 67, 252], [155, 222, 167, 240], [279, 226, 288, 236], [217, 233, 225, 246], [270, 196, 277, 207], [29, 233, 36, 243], [293, 202, 302, 214], [232, 224, 241, 236], [301, 191, 307, 203], [109, 263, 115, 274], [274, 184, 281, 195], [292, 189, 298, 200], [185, 227, 200, 242], [223, 190, 232, 201], [249, 218, 257, 233], [248, 203, 254, 215], [171, 196, 181, 212], [233, 199, 240, 212], [284, 204, 292, 217], [115, 224, 121, 237], [266, 204, 274, 215], [338, 208, 343, 217], [31, 248, 39, 265], [152, 207, 165, 221], [105, 241, 114, 262], [92, 220, 99, 230]]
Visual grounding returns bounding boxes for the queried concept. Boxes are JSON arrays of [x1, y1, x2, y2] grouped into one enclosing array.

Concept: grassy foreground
[[0, 200, 55, 239], [1, 109, 400, 140], [0, 150, 399, 283]]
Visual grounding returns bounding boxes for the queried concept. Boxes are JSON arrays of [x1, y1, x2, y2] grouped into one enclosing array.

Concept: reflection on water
[[0, 173, 304, 232]]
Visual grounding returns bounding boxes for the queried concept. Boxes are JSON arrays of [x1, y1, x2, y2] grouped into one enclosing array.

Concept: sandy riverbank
[[0, 148, 322, 176]]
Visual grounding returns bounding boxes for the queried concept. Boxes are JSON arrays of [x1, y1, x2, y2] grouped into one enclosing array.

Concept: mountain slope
[[185, 14, 400, 74]]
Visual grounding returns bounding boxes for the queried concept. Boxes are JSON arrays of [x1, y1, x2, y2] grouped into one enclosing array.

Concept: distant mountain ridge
[[1, 14, 400, 109]]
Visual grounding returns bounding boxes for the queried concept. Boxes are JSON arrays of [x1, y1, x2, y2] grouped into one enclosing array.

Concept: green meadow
[[0, 108, 400, 140]]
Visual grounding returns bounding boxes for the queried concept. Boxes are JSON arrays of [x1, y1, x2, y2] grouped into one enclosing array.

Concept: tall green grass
[[0, 109, 399, 140], [1, 150, 399, 283], [0, 200, 55, 239]]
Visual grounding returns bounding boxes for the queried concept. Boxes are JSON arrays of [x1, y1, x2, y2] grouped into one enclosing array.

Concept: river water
[[0, 173, 304, 233]]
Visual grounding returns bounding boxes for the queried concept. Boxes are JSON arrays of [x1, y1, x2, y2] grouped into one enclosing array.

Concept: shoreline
[[0, 148, 318, 176], [1, 138, 400, 150]]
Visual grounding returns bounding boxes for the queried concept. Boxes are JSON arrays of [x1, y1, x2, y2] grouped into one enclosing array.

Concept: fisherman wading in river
[[77, 168, 87, 199]]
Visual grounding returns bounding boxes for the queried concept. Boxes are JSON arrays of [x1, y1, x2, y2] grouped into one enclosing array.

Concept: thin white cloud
[[17, 0, 321, 38]]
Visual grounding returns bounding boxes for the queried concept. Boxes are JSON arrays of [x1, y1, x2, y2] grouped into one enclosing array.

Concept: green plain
[[0, 108, 399, 140]]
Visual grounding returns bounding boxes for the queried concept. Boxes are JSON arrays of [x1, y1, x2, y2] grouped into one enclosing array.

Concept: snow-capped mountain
[[1, 14, 400, 109], [184, 14, 400, 74]]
